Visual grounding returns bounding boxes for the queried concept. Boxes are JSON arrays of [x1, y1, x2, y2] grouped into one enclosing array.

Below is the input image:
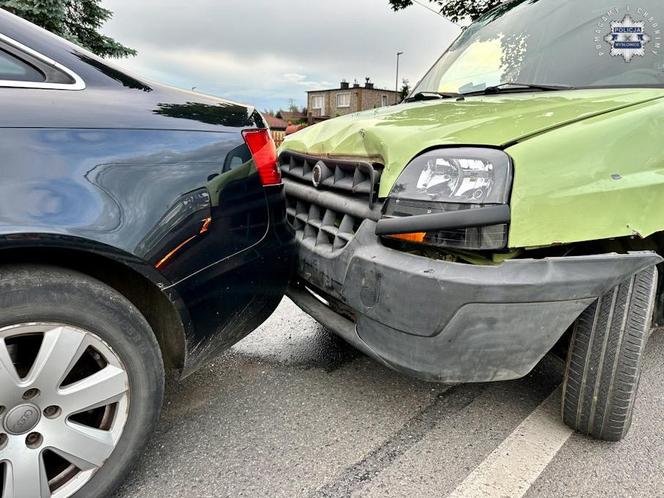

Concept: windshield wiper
[[405, 91, 464, 102], [463, 82, 575, 96], [406, 83, 573, 101]]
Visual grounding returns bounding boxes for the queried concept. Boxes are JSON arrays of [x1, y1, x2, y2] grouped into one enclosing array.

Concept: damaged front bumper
[[288, 220, 661, 383]]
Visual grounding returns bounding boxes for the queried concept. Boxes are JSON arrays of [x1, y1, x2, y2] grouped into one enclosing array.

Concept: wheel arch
[[514, 233, 664, 326], [0, 236, 188, 370]]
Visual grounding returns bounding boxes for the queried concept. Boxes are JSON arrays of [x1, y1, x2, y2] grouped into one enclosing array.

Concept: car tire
[[0, 264, 164, 498], [561, 265, 658, 441]]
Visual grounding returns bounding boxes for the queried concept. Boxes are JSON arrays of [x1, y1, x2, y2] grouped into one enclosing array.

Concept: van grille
[[286, 197, 361, 251], [279, 151, 382, 253]]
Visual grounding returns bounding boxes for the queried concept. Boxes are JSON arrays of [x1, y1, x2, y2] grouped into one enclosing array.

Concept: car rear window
[[0, 48, 45, 82]]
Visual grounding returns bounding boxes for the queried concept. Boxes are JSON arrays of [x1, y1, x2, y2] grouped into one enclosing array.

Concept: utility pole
[[395, 51, 404, 97]]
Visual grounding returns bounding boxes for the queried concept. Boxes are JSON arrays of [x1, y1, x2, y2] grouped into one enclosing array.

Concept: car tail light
[[242, 129, 282, 186]]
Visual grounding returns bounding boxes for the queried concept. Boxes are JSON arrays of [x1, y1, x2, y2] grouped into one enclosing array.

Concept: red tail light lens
[[242, 129, 282, 186]]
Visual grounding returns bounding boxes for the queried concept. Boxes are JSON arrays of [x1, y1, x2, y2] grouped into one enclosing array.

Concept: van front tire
[[562, 265, 657, 441]]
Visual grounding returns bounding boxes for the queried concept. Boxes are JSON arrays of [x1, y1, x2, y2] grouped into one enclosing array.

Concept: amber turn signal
[[385, 232, 426, 243]]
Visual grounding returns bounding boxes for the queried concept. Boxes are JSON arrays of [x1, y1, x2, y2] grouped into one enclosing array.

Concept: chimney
[[340, 79, 350, 89], [353, 79, 360, 88], [364, 77, 374, 89]]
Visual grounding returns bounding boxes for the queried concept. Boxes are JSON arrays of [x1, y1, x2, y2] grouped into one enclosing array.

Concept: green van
[[279, 0, 664, 441]]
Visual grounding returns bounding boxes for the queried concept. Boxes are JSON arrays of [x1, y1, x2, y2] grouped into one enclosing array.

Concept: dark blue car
[[0, 9, 294, 497]]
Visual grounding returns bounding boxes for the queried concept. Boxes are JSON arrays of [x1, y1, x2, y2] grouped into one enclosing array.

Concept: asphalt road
[[115, 298, 664, 498]]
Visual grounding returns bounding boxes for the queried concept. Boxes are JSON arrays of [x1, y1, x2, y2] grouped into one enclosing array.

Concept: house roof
[[286, 123, 307, 135], [307, 87, 399, 94], [263, 114, 288, 130], [276, 111, 307, 122]]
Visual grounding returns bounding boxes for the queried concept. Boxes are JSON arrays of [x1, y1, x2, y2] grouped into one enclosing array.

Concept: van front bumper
[[288, 221, 661, 383]]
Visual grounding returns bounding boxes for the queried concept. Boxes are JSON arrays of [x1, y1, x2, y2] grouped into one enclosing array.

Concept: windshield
[[413, 0, 664, 95]]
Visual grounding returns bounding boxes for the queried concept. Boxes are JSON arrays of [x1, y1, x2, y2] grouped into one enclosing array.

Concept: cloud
[[281, 73, 331, 88], [102, 0, 460, 110], [283, 73, 307, 83]]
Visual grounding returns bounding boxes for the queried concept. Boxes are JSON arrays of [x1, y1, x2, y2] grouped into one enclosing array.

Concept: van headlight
[[382, 148, 513, 251]]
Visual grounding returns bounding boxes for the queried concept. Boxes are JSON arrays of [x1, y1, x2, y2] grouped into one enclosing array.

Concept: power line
[[411, 0, 445, 18], [410, 0, 461, 26]]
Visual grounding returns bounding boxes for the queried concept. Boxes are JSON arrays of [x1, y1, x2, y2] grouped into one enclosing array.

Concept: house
[[285, 122, 306, 136], [263, 114, 288, 146], [307, 78, 400, 123], [276, 110, 307, 123]]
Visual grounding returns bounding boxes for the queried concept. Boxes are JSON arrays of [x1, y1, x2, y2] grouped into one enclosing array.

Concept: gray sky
[[101, 0, 460, 111]]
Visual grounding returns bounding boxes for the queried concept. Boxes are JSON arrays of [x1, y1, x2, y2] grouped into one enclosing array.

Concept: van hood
[[281, 88, 664, 197]]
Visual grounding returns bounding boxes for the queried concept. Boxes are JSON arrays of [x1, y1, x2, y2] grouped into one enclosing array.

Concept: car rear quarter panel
[[0, 125, 295, 374], [0, 128, 269, 282]]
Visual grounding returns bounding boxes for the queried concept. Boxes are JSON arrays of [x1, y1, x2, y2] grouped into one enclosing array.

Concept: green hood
[[282, 89, 664, 198]]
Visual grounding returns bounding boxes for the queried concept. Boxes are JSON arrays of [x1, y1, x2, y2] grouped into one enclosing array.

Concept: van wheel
[[562, 265, 657, 441], [0, 265, 164, 497]]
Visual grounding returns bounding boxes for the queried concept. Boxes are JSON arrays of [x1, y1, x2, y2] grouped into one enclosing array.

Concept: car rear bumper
[[288, 220, 661, 383], [173, 185, 296, 376]]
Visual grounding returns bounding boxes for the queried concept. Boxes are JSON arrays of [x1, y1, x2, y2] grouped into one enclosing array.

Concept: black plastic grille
[[286, 196, 361, 251], [280, 151, 381, 253], [280, 151, 380, 203]]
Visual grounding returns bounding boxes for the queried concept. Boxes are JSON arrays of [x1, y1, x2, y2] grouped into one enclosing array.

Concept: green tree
[[399, 78, 411, 102], [0, 0, 136, 58], [388, 0, 504, 23]]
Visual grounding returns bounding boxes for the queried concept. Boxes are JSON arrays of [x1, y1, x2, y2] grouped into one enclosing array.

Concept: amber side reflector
[[155, 235, 197, 269], [199, 217, 212, 234], [386, 232, 426, 243]]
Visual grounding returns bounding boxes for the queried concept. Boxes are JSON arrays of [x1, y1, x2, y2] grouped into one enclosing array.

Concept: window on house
[[381, 95, 389, 107], [0, 49, 44, 82], [311, 95, 324, 109], [336, 93, 350, 108]]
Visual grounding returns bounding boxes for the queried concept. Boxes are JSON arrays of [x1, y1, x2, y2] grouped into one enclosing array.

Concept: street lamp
[[395, 51, 404, 100]]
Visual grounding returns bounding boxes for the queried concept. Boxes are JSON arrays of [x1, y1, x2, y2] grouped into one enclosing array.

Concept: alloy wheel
[[0, 323, 130, 498]]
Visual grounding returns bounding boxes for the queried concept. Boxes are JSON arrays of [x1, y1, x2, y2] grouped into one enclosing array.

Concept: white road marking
[[447, 387, 573, 498]]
